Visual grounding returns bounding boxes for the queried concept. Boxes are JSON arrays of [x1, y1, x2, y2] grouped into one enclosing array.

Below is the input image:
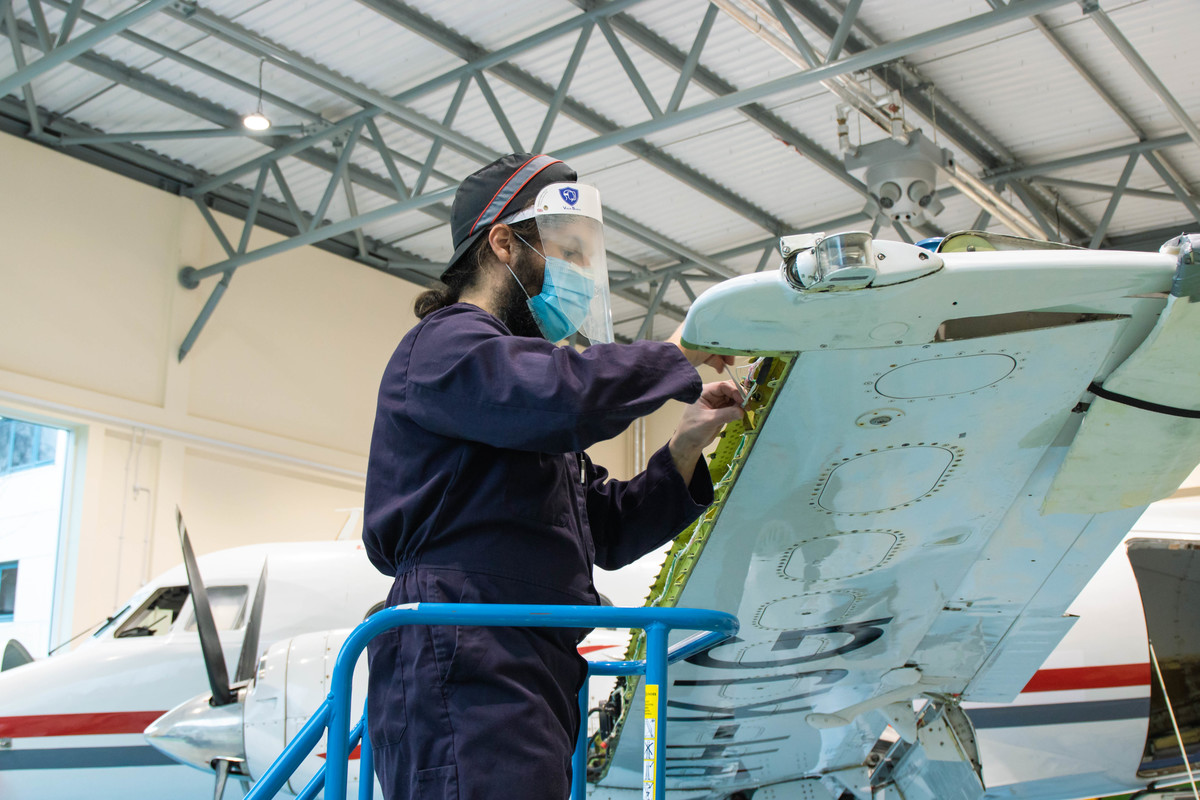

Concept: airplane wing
[[587, 233, 1200, 800]]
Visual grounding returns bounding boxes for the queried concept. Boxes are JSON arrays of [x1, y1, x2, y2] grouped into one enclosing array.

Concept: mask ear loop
[[505, 231, 552, 300], [503, 261, 532, 300]]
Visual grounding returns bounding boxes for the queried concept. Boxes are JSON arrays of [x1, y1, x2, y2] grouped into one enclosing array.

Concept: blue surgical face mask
[[506, 234, 594, 342]]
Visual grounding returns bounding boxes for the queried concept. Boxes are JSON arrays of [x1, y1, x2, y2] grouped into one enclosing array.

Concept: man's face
[[496, 236, 544, 339]]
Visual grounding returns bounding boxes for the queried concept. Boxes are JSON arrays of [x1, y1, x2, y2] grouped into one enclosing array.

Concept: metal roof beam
[[160, 6, 757, 281], [36, 0, 328, 126], [1088, 153, 1138, 249], [1144, 151, 1200, 229], [1087, 6, 1200, 153], [988, 133, 1192, 183], [0, 0, 177, 97], [592, 3, 867, 195], [57, 126, 309, 145], [358, 0, 789, 234], [0, 95, 441, 281], [1029, 174, 1176, 203], [3, 1, 41, 139], [553, 0, 1078, 163], [779, 0, 1091, 242]]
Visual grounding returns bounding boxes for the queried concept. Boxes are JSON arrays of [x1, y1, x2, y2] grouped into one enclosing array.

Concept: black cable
[[1088, 381, 1200, 420]]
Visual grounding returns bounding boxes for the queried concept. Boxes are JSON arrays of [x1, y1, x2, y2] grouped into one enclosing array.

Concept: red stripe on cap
[[1022, 663, 1150, 693], [469, 155, 562, 235], [0, 711, 168, 738]]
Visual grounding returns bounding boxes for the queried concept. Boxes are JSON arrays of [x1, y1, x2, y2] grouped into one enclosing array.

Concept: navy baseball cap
[[442, 153, 577, 282]]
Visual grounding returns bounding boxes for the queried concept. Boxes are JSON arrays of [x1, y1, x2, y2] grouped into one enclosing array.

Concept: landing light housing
[[783, 231, 877, 291], [780, 231, 943, 292]]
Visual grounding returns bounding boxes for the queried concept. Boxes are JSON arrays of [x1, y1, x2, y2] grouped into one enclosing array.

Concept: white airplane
[[4, 230, 1200, 799], [0, 512, 632, 800]]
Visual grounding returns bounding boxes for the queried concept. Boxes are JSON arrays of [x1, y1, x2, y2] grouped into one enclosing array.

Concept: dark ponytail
[[413, 217, 541, 319]]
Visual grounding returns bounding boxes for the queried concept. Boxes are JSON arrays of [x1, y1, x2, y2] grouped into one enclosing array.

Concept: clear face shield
[[506, 183, 613, 345]]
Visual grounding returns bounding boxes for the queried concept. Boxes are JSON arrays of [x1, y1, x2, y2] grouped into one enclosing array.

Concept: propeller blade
[[176, 508, 234, 706], [233, 561, 267, 683]]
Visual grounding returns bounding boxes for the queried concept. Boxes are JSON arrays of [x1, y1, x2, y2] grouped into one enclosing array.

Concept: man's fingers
[[702, 353, 736, 370], [700, 380, 744, 407]]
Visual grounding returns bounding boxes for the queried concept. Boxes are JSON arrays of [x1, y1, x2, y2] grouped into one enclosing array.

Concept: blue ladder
[[243, 603, 738, 800]]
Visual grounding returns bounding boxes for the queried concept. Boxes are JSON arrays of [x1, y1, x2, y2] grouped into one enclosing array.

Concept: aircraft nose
[[144, 691, 245, 769]]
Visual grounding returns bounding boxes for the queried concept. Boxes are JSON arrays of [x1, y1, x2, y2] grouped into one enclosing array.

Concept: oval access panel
[[875, 354, 1016, 398], [818, 447, 953, 512]]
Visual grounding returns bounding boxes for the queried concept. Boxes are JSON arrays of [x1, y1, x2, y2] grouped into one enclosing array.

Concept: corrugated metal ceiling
[[1, 0, 1198, 342]]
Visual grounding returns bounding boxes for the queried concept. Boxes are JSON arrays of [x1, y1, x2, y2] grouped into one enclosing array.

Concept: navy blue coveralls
[[363, 303, 714, 800]]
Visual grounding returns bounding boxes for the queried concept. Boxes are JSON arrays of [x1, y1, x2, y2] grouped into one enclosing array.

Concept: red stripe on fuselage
[[578, 644, 618, 655], [0, 711, 167, 738], [1022, 663, 1150, 693], [317, 745, 362, 760]]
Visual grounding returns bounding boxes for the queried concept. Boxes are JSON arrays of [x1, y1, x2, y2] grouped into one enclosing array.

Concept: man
[[363, 153, 743, 799]]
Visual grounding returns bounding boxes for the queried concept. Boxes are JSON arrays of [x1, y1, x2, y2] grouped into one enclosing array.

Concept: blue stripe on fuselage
[[0, 745, 178, 770], [966, 698, 1149, 729]]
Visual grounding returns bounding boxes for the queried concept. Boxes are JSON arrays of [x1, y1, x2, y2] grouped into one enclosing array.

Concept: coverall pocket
[[365, 629, 407, 747], [414, 764, 458, 799], [422, 572, 487, 686]]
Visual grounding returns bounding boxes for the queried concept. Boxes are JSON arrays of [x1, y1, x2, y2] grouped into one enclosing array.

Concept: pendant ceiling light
[[242, 59, 270, 131]]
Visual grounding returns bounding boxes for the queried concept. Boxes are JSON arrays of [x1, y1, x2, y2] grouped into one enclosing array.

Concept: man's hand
[[669, 381, 746, 483], [667, 324, 736, 371]]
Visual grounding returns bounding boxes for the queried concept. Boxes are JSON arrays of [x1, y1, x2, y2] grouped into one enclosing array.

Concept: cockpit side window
[[114, 586, 189, 638], [184, 585, 248, 631], [113, 585, 249, 638]]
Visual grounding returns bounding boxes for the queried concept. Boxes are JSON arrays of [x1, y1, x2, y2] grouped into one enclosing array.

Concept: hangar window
[[0, 413, 70, 656], [0, 561, 17, 622], [0, 419, 59, 474]]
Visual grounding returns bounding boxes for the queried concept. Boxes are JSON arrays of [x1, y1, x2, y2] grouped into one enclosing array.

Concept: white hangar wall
[[0, 132, 686, 650]]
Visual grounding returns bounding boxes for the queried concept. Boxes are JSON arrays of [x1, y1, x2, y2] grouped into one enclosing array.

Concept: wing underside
[[589, 237, 1200, 800]]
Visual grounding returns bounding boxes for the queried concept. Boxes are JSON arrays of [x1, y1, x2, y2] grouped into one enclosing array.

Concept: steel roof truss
[[666, 3, 718, 115], [1089, 153, 1139, 250], [1030, 174, 1176, 204], [532, 21, 593, 153], [0, 0, 176, 97], [53, 0, 82, 48], [472, 71, 523, 152], [25, 0, 49, 50], [824, 0, 862, 62], [413, 75, 470, 197], [312, 121, 364, 229], [595, 18, 661, 118], [4, 1, 40, 138], [1089, 7, 1200, 153], [57, 126, 308, 146], [1144, 151, 1200, 229], [269, 162, 309, 234]]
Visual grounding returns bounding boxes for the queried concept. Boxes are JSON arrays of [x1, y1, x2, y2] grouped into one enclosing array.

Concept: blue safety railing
[[242, 603, 738, 800]]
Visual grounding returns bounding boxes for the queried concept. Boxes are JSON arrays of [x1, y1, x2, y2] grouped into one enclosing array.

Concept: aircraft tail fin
[[2, 639, 33, 671]]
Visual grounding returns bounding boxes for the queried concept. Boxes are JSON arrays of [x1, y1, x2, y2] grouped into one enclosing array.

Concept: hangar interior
[[0, 0, 1199, 796]]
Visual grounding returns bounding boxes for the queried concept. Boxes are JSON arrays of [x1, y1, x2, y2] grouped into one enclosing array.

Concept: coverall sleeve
[[586, 444, 714, 571], [404, 309, 702, 453]]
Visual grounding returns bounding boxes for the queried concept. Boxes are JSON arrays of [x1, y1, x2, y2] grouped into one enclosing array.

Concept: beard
[[496, 248, 545, 339]]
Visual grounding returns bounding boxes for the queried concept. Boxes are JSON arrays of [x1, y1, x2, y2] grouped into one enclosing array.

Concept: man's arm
[[586, 381, 745, 569]]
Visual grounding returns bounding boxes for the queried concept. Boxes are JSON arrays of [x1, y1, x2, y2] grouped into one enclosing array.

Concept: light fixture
[[242, 58, 270, 131]]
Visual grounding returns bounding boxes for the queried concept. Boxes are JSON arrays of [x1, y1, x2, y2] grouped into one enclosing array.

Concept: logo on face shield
[[559, 187, 579, 206]]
